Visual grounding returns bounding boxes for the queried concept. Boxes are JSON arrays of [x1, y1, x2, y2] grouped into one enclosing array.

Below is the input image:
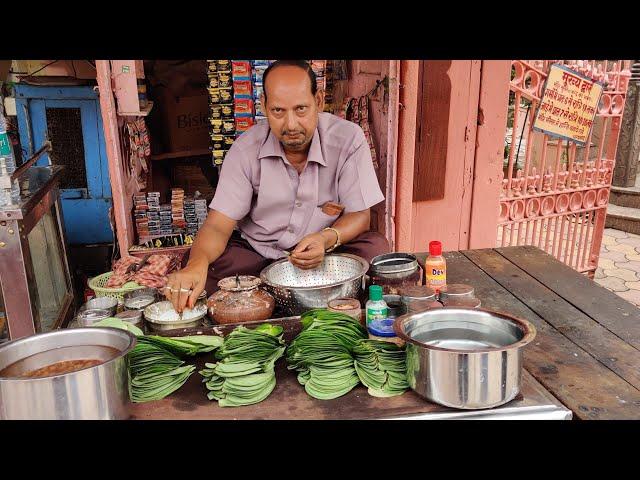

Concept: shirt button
[[295, 201, 302, 208], [287, 227, 294, 233]]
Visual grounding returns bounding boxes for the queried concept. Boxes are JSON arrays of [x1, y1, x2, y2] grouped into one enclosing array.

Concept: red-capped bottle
[[424, 240, 447, 293]]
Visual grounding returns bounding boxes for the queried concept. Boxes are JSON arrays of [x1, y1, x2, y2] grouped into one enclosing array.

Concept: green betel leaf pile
[[199, 324, 286, 407], [286, 309, 368, 400], [353, 339, 409, 397]]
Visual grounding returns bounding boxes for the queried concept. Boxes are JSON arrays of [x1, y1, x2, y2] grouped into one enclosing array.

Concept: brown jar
[[207, 275, 275, 324]]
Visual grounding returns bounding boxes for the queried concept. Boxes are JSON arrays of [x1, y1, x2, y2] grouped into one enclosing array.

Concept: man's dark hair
[[262, 60, 317, 104]]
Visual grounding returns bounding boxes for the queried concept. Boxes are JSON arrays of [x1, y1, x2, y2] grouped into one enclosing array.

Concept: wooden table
[[131, 246, 640, 420], [431, 246, 640, 420]]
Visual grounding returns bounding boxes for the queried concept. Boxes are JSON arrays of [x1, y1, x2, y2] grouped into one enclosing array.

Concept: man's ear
[[316, 89, 325, 112]]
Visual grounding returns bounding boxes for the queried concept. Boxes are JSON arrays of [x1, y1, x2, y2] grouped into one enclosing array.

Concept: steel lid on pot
[[370, 253, 419, 274], [439, 284, 475, 300], [77, 309, 112, 327]]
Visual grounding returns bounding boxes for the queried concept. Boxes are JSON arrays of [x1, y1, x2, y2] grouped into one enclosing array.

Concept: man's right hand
[[165, 260, 208, 312]]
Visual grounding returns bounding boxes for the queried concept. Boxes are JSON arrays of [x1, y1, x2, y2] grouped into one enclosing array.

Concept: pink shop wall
[[395, 60, 511, 254], [345, 60, 399, 249]]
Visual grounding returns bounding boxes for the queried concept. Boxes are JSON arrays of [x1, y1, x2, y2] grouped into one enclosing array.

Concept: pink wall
[[395, 60, 512, 253], [346, 60, 393, 243]]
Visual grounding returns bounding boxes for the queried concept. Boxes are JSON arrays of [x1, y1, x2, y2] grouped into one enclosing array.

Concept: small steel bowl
[[123, 287, 158, 311], [143, 301, 207, 332], [260, 253, 369, 316], [77, 308, 112, 327], [83, 297, 118, 316]]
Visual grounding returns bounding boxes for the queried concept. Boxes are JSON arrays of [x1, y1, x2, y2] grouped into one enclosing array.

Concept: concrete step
[[606, 204, 640, 235], [610, 186, 640, 209]]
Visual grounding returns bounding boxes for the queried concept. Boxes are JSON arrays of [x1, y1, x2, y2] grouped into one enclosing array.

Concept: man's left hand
[[290, 232, 331, 270]]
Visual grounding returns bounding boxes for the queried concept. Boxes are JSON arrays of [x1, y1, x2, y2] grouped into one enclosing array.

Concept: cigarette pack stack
[[171, 188, 186, 233], [195, 198, 208, 229], [133, 193, 149, 240]]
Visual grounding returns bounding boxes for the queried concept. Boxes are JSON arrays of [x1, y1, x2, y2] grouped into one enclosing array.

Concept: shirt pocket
[[306, 206, 339, 235]]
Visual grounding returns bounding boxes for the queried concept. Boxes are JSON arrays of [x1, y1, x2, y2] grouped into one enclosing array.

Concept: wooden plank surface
[[463, 248, 640, 391], [444, 250, 640, 419], [497, 245, 640, 349], [130, 316, 563, 420]]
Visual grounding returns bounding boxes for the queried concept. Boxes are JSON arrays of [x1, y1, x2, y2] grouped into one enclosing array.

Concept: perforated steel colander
[[260, 253, 369, 316]]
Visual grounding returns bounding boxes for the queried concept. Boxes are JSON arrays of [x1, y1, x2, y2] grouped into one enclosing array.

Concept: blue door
[[15, 86, 113, 245]]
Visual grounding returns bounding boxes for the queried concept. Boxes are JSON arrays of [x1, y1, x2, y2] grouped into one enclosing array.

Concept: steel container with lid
[[441, 297, 481, 309], [438, 284, 475, 302], [368, 253, 422, 295], [400, 285, 437, 313], [77, 309, 112, 327], [115, 309, 144, 328]]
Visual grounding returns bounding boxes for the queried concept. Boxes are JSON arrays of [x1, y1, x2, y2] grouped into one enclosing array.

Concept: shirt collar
[[258, 128, 326, 167]]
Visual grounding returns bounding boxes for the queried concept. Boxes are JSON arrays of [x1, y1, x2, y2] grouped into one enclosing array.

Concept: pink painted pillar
[[395, 60, 420, 253], [96, 60, 134, 255], [468, 61, 512, 249]]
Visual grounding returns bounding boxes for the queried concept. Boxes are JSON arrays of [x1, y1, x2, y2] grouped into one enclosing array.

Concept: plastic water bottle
[[0, 111, 21, 206]]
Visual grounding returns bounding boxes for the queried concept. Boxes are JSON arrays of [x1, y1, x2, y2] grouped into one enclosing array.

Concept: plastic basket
[[88, 272, 144, 301]]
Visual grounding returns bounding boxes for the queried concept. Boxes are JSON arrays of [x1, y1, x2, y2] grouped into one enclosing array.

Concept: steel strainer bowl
[[260, 253, 369, 316]]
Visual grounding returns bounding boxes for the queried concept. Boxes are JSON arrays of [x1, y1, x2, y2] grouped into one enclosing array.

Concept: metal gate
[[497, 60, 632, 276]]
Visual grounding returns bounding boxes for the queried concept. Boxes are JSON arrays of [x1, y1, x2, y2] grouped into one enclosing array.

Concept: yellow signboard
[[533, 64, 603, 145]]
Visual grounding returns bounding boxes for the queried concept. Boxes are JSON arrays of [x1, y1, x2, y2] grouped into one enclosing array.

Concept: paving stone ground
[[595, 228, 640, 306]]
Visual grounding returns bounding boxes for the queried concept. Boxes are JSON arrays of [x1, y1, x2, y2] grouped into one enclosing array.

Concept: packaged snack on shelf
[[253, 65, 267, 83], [216, 60, 231, 73], [208, 74, 219, 89], [235, 116, 255, 133], [222, 119, 235, 135], [253, 84, 264, 99], [233, 80, 252, 98], [208, 88, 221, 104], [232, 60, 252, 79], [211, 135, 224, 150], [220, 104, 234, 119], [219, 87, 234, 104], [253, 59, 270, 67], [211, 119, 223, 135], [213, 149, 225, 165], [210, 104, 223, 120], [234, 98, 254, 116], [223, 135, 235, 149], [218, 72, 233, 89]]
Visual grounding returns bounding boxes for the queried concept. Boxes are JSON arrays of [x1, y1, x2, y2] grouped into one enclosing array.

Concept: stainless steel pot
[[394, 308, 536, 410], [0, 328, 136, 419]]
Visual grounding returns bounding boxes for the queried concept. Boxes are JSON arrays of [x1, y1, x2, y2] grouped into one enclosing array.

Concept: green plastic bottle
[[366, 285, 388, 330]]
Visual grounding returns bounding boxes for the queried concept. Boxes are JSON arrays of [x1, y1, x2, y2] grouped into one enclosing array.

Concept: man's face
[[262, 66, 324, 152]]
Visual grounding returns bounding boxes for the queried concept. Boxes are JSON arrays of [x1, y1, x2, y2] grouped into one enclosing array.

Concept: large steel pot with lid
[[0, 328, 136, 419], [394, 308, 536, 409]]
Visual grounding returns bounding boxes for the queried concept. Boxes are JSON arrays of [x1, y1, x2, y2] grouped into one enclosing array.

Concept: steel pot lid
[[439, 284, 475, 298], [370, 253, 419, 274], [77, 309, 111, 321], [400, 285, 436, 300]]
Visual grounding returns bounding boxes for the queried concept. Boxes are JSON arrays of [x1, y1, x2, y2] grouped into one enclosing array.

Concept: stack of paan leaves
[[93, 318, 224, 403], [199, 324, 286, 407], [286, 309, 367, 400], [352, 339, 410, 397], [128, 337, 196, 403]]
